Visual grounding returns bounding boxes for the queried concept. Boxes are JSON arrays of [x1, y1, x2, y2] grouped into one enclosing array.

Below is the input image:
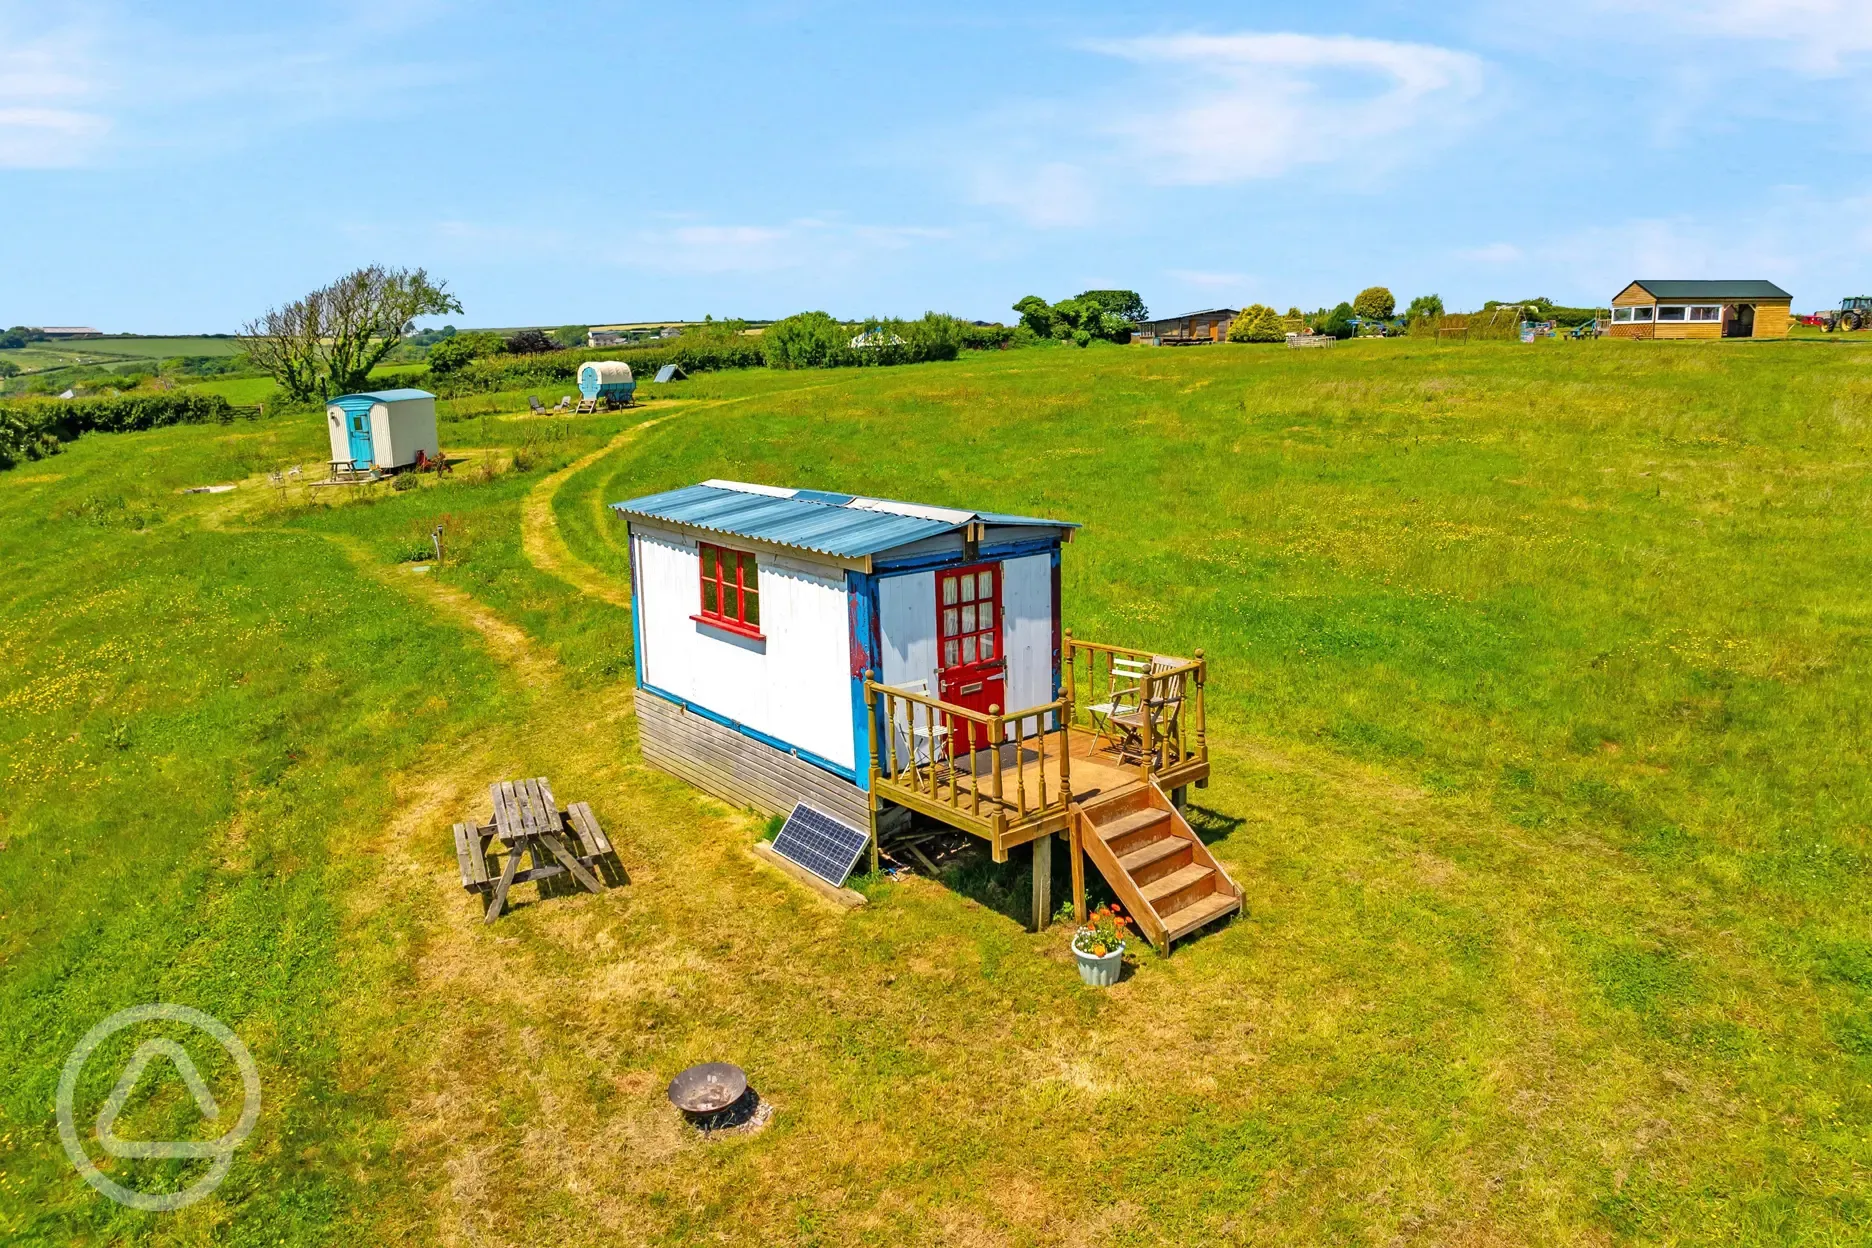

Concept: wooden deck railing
[[1062, 632, 1208, 788], [864, 673, 1072, 839]]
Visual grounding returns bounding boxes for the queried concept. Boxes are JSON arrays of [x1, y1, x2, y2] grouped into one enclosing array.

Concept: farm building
[[612, 480, 1241, 949], [1609, 280, 1792, 339], [325, 388, 439, 472], [1132, 309, 1238, 346]]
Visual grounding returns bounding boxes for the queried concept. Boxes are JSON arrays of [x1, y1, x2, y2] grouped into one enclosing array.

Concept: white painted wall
[[876, 569, 937, 695], [878, 554, 1056, 736], [1001, 552, 1055, 725], [633, 524, 855, 770], [370, 398, 440, 469], [325, 408, 349, 463]]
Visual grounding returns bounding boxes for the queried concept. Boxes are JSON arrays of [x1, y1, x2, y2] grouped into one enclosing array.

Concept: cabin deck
[[866, 635, 1210, 862]]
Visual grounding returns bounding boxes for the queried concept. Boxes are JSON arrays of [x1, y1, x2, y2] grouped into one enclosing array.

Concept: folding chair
[[1105, 658, 1187, 766], [1085, 655, 1151, 754]]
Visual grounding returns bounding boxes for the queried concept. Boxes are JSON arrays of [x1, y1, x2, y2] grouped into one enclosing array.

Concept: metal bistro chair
[[885, 679, 950, 773], [528, 395, 548, 416], [1105, 658, 1188, 767]]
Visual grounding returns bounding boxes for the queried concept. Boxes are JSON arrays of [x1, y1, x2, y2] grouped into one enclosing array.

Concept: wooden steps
[[1073, 781, 1241, 953]]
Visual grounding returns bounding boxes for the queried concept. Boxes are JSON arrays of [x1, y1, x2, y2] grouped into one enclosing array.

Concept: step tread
[[1117, 836, 1187, 874], [1139, 862, 1213, 905], [1096, 807, 1172, 842], [1165, 891, 1241, 942]]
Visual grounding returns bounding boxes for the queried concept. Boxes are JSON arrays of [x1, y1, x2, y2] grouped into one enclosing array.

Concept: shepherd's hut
[[325, 388, 439, 471], [611, 480, 1241, 949]]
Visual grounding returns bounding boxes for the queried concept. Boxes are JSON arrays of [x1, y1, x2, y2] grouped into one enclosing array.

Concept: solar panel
[[771, 801, 869, 888]]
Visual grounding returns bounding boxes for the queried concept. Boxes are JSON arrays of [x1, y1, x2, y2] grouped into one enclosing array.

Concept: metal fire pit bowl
[[668, 1063, 749, 1118]]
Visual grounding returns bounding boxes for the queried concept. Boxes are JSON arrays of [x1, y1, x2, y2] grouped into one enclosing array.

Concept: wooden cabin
[[1609, 280, 1792, 339], [1132, 308, 1237, 346], [612, 481, 1242, 949]]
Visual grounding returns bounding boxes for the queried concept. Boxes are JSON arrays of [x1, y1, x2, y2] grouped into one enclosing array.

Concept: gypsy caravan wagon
[[612, 480, 1242, 950], [325, 388, 440, 474], [576, 361, 636, 412]]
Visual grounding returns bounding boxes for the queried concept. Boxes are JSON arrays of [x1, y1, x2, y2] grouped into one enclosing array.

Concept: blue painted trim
[[628, 523, 647, 687], [846, 569, 882, 792], [872, 536, 1060, 575], [637, 682, 860, 783]]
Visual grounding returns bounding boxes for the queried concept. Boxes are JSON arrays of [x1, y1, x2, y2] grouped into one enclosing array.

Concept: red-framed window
[[693, 542, 763, 639]]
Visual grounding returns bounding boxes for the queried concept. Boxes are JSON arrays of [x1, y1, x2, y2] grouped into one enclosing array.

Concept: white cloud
[[967, 161, 1099, 228], [1087, 33, 1486, 185], [1645, 0, 1872, 74], [0, 14, 109, 167]]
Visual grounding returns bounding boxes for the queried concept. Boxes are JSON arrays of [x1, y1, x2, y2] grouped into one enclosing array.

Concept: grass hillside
[[3, 338, 1870, 1244]]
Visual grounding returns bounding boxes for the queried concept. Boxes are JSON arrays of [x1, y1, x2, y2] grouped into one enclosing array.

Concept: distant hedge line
[[0, 392, 242, 470], [432, 339, 766, 396], [426, 316, 1024, 396]]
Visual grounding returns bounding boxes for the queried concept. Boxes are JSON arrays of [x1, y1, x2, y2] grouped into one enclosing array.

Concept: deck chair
[[527, 395, 547, 415], [883, 679, 950, 772], [1105, 658, 1188, 766], [1085, 655, 1151, 754], [552, 395, 573, 413]]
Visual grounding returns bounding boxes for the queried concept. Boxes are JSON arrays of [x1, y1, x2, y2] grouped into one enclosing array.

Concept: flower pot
[[1073, 940, 1124, 987]]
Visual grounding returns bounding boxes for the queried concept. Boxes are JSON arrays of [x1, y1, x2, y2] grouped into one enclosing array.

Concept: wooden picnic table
[[452, 778, 620, 923]]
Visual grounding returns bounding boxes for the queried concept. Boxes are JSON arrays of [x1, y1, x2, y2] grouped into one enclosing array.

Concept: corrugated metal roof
[[1629, 280, 1791, 300], [330, 388, 436, 403], [611, 481, 1076, 560]]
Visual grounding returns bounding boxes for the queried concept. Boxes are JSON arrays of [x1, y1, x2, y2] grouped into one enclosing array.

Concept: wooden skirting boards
[[635, 686, 872, 829], [749, 840, 867, 909]]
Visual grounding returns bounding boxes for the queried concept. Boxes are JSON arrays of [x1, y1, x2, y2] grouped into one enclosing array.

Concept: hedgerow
[[0, 392, 242, 470]]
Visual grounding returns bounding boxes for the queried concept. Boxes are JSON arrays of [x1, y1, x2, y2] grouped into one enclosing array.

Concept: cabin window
[[1612, 307, 1633, 322], [694, 543, 762, 638], [1688, 305, 1721, 321], [1630, 306, 1654, 322], [1657, 305, 1687, 321]]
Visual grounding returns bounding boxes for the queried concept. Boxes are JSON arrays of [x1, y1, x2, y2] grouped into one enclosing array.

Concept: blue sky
[[5, 1, 1872, 331]]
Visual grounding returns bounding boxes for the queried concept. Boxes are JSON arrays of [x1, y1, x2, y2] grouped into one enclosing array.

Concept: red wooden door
[[936, 563, 1004, 734]]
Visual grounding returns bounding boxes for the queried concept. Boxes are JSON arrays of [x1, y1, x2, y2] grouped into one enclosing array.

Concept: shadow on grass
[[1182, 803, 1244, 847]]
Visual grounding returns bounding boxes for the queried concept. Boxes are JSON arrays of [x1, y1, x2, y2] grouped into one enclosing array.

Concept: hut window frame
[[1630, 306, 1654, 322], [1612, 307, 1633, 322], [693, 542, 764, 640], [1688, 305, 1721, 321], [1657, 305, 1687, 322]]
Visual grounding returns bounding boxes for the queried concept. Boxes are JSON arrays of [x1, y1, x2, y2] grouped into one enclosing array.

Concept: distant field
[[181, 376, 279, 404], [5, 338, 1872, 1244], [78, 335, 248, 358]]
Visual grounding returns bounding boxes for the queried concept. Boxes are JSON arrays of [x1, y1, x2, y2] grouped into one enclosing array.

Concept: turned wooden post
[[1194, 648, 1207, 766], [1138, 667, 1156, 782], [988, 705, 1005, 812]]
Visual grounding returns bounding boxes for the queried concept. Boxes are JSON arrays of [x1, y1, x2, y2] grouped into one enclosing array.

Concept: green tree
[[240, 265, 462, 400], [1012, 296, 1055, 337], [762, 311, 849, 369], [1353, 286, 1396, 321], [425, 330, 505, 373], [1074, 290, 1148, 324], [553, 325, 589, 349], [1405, 294, 1444, 322], [1228, 304, 1286, 343]]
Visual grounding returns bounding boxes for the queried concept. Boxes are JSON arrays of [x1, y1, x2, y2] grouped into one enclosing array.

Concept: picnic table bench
[[452, 777, 622, 923]]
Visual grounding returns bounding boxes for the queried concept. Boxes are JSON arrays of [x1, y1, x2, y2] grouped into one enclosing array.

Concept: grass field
[[3, 338, 1871, 1245]]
